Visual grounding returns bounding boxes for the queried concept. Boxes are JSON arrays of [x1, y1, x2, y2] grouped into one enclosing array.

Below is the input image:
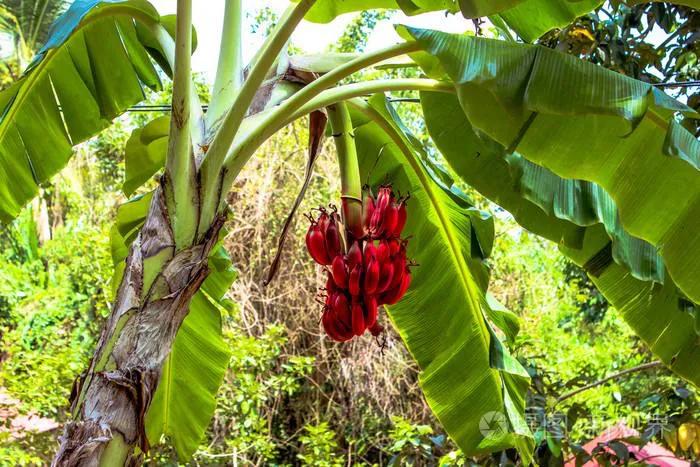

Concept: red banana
[[383, 204, 399, 237], [395, 202, 407, 236], [382, 273, 411, 305], [349, 264, 362, 297], [347, 241, 363, 267], [364, 295, 378, 328], [363, 258, 380, 294], [325, 219, 343, 259], [331, 255, 348, 288], [351, 302, 366, 336], [306, 225, 330, 265], [362, 191, 375, 234], [377, 261, 394, 294], [306, 185, 412, 343]]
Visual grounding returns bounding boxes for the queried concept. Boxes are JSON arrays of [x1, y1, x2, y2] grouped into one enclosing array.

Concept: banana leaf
[[123, 115, 169, 196], [0, 0, 163, 224], [421, 91, 667, 284], [401, 27, 700, 306], [349, 94, 534, 460], [421, 91, 700, 387], [294, 0, 697, 42], [564, 226, 700, 386], [621, 0, 700, 7], [463, 0, 600, 42]]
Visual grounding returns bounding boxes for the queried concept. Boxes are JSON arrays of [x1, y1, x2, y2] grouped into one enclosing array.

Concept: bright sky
[[149, 1, 475, 84]]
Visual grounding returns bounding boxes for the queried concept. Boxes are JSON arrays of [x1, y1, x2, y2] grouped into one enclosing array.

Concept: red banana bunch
[[305, 185, 412, 342]]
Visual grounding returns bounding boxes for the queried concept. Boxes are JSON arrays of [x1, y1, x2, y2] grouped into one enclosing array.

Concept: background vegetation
[[0, 2, 698, 465]]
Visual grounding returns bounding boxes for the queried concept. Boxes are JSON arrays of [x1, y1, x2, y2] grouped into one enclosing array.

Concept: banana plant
[[0, 0, 698, 465]]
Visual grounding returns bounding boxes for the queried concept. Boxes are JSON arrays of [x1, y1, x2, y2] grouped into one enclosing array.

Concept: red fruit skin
[[351, 302, 366, 336], [323, 310, 353, 342], [325, 221, 343, 259], [383, 272, 411, 305], [388, 238, 401, 256], [376, 241, 389, 263], [332, 294, 353, 334], [389, 257, 406, 291], [363, 241, 377, 264], [376, 187, 392, 212], [394, 202, 407, 236], [382, 204, 399, 237], [363, 258, 380, 294], [377, 261, 394, 294], [349, 265, 362, 296], [317, 211, 330, 232], [306, 227, 331, 265], [337, 307, 353, 336], [332, 292, 350, 315], [398, 272, 411, 298], [331, 256, 348, 288], [364, 295, 378, 328], [362, 194, 375, 233], [325, 273, 339, 294], [370, 208, 384, 238], [347, 241, 363, 267], [322, 311, 345, 342]]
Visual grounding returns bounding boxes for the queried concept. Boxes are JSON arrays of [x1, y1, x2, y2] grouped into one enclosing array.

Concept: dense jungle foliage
[[0, 1, 699, 465]]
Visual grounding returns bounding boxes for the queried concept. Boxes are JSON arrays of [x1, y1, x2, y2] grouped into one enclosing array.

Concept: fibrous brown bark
[[53, 183, 225, 466]]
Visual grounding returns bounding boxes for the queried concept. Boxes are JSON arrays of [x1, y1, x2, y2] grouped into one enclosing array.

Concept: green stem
[[198, 0, 317, 237], [29, 0, 50, 51], [327, 103, 364, 238], [164, 0, 197, 249], [149, 21, 205, 154], [219, 78, 454, 205], [554, 361, 663, 405], [230, 78, 453, 175], [221, 41, 420, 169], [207, 0, 244, 128], [100, 434, 129, 466]]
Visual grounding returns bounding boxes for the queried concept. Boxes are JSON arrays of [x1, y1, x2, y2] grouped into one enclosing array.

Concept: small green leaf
[[123, 116, 170, 196]]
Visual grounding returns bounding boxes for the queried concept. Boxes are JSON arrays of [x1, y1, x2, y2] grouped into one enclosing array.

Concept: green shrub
[[0, 223, 111, 417], [298, 422, 344, 467]]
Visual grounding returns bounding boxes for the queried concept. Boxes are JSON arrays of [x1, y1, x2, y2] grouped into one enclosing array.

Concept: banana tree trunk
[[53, 183, 225, 466]]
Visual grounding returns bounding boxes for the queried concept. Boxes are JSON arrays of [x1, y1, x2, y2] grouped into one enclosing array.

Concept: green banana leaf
[[401, 27, 700, 306], [297, 0, 588, 42], [421, 91, 700, 386], [421, 91, 667, 285], [298, 0, 698, 43], [296, 0, 458, 23], [349, 94, 534, 460], [457, 0, 602, 42], [563, 225, 700, 386], [110, 194, 235, 460], [295, 0, 690, 43], [123, 115, 169, 196], [0, 0, 163, 224]]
